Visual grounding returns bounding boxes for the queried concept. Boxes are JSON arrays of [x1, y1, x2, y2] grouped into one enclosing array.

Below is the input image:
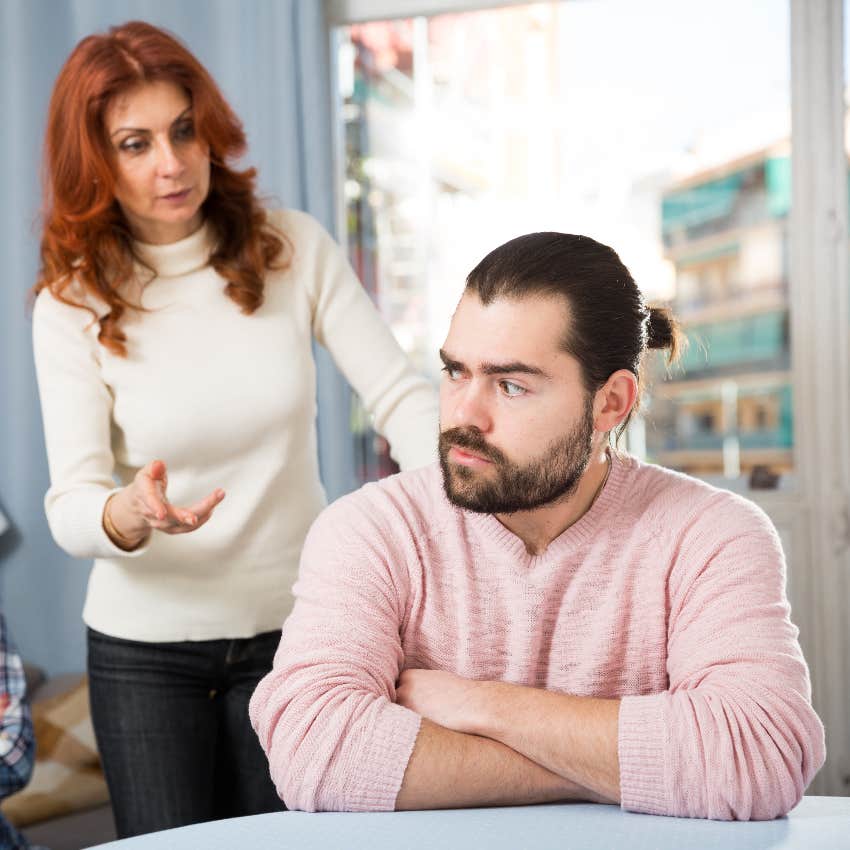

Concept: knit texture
[[32, 209, 438, 642], [250, 454, 825, 818]]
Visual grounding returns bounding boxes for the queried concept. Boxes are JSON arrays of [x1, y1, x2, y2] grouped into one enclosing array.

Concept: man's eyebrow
[[480, 361, 549, 378], [439, 349, 549, 378], [439, 349, 461, 368], [110, 107, 193, 138]]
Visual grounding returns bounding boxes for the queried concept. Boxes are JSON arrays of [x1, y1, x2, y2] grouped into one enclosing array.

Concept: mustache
[[440, 427, 508, 465]]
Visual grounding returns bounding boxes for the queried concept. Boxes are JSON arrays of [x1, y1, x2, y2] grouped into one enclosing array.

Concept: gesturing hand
[[104, 459, 225, 550]]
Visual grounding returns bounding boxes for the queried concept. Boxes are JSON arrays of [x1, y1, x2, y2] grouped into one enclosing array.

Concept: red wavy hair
[[35, 20, 287, 356]]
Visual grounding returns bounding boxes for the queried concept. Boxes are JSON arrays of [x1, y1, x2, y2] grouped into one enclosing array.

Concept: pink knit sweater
[[250, 453, 825, 819]]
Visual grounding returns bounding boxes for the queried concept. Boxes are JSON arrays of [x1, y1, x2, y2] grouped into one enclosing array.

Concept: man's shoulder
[[624, 455, 775, 538], [312, 464, 448, 544]]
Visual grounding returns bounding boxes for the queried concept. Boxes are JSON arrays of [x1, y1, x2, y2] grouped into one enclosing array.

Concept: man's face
[[439, 291, 597, 513]]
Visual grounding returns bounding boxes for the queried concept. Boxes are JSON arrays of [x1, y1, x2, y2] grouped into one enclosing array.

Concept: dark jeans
[[87, 627, 286, 839]]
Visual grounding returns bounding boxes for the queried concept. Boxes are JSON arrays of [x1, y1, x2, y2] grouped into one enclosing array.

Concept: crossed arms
[[394, 670, 619, 808]]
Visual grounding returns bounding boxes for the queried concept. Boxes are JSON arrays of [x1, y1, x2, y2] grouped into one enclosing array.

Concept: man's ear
[[593, 370, 638, 433]]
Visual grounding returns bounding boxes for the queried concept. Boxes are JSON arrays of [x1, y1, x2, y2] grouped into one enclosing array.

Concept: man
[[250, 232, 825, 820]]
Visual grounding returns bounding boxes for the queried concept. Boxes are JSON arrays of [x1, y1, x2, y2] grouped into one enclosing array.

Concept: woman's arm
[[292, 211, 439, 471], [32, 289, 146, 559], [32, 291, 225, 557]]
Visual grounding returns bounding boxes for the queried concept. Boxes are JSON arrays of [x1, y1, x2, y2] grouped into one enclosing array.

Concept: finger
[[146, 461, 169, 506], [147, 508, 193, 532], [165, 502, 205, 527], [140, 479, 168, 521], [167, 490, 223, 526], [148, 460, 167, 482], [162, 503, 193, 527], [185, 489, 226, 519], [160, 508, 217, 535], [175, 508, 198, 527]]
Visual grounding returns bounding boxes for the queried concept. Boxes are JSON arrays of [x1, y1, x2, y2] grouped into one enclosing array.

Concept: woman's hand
[[103, 460, 225, 550]]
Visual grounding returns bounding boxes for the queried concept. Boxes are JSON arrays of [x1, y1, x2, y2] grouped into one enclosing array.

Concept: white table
[[88, 796, 850, 850]]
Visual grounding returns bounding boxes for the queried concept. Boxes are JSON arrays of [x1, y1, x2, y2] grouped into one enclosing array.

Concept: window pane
[[338, 0, 792, 490]]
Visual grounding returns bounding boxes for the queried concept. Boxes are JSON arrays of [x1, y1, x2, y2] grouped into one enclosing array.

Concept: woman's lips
[[449, 446, 493, 467], [161, 188, 191, 202]]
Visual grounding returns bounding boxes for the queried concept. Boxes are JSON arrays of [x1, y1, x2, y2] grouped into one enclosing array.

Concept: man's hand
[[396, 669, 484, 734]]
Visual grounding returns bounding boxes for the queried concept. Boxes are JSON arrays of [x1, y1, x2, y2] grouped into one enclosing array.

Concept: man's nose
[[449, 381, 493, 434]]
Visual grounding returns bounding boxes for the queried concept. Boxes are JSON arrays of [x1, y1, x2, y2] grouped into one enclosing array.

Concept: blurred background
[[1, 0, 848, 797]]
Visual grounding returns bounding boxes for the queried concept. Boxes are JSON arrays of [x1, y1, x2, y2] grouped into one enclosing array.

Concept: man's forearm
[[396, 670, 621, 803], [395, 718, 608, 810], [467, 682, 621, 802]]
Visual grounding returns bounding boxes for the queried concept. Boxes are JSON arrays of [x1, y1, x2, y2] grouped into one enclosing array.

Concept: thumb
[[148, 460, 169, 497]]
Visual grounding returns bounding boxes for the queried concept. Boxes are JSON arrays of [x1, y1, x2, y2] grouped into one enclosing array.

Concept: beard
[[439, 397, 596, 514]]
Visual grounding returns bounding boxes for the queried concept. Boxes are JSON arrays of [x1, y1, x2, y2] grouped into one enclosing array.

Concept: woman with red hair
[[31, 20, 437, 837]]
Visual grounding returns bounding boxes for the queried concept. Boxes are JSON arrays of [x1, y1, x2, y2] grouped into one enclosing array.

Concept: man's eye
[[441, 365, 463, 381], [500, 380, 526, 397]]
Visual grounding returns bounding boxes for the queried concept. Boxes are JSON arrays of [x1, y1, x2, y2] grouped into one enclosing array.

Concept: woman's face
[[105, 80, 211, 245]]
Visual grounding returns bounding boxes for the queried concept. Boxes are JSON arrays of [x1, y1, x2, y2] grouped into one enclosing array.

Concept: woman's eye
[[120, 137, 147, 154], [174, 121, 195, 141], [500, 380, 526, 397]]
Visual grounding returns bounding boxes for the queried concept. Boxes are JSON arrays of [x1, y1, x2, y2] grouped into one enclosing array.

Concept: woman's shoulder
[[33, 279, 107, 336], [264, 208, 335, 245]]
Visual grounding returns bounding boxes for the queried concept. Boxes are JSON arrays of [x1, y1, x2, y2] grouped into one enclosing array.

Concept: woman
[[31, 21, 437, 838]]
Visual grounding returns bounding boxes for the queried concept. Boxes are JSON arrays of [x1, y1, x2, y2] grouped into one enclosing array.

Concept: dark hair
[[35, 20, 287, 356], [465, 232, 683, 438]]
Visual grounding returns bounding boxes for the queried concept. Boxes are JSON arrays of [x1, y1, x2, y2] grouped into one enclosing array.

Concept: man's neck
[[495, 448, 611, 556]]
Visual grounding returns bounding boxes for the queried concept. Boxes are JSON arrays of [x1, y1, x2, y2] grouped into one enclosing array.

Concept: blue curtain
[[0, 0, 355, 674]]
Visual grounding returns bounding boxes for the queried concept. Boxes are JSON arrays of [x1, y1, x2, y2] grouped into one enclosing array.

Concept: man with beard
[[250, 233, 824, 821]]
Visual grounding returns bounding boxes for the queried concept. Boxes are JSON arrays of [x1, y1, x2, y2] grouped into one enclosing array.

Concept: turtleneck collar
[[133, 220, 215, 278]]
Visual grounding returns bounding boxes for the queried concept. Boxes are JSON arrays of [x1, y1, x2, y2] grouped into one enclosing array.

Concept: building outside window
[[648, 147, 793, 482]]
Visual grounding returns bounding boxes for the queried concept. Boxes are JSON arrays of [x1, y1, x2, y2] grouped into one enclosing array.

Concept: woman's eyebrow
[[110, 107, 193, 138]]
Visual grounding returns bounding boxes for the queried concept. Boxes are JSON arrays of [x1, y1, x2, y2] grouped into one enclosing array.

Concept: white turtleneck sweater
[[32, 209, 438, 642]]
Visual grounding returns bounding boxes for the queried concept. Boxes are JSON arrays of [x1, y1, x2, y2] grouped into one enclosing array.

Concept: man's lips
[[448, 445, 494, 466]]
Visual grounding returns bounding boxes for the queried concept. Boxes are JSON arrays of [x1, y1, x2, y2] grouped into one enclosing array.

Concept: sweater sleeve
[[249, 495, 422, 812], [290, 211, 438, 471], [32, 290, 150, 560], [617, 494, 825, 820]]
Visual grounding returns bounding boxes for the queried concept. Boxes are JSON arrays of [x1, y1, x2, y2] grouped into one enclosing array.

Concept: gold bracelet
[[102, 495, 142, 551]]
